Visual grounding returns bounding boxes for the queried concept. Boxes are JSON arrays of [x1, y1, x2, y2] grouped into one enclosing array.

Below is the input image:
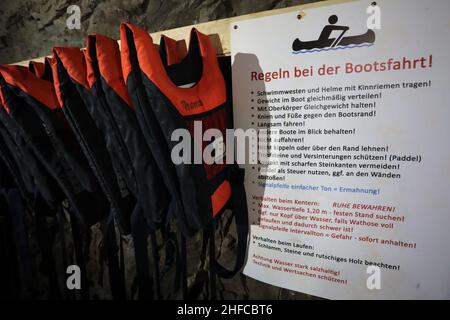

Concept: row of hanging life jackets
[[0, 23, 248, 300]]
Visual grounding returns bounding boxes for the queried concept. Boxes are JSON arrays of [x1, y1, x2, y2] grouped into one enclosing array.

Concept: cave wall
[[0, 0, 320, 64], [0, 0, 322, 300]]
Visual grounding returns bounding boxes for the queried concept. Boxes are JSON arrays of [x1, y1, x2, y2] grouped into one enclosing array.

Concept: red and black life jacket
[[88, 33, 171, 223], [0, 65, 110, 227], [51, 47, 135, 234], [0, 65, 83, 299], [0, 70, 62, 210], [28, 58, 103, 196], [120, 24, 249, 288], [121, 24, 228, 233], [85, 34, 177, 299]]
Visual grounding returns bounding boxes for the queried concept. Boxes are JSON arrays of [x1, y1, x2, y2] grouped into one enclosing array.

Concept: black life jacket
[[120, 24, 249, 287], [51, 47, 134, 234]]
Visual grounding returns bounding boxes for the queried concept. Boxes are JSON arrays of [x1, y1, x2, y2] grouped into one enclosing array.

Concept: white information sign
[[231, 0, 450, 299]]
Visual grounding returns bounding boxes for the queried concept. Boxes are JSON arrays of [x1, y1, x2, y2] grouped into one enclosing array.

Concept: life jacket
[[51, 48, 143, 299], [0, 91, 67, 300], [85, 34, 170, 228], [29, 58, 130, 300], [0, 65, 109, 227], [157, 33, 242, 299], [51, 47, 134, 234], [159, 35, 234, 117], [85, 34, 175, 299], [120, 24, 249, 295], [28, 58, 102, 195], [0, 64, 113, 299]]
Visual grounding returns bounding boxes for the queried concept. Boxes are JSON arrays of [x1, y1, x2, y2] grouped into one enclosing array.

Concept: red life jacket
[[120, 23, 248, 281]]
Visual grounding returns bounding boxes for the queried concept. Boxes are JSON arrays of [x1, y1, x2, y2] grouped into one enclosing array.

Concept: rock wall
[[0, 0, 320, 64], [0, 0, 322, 300]]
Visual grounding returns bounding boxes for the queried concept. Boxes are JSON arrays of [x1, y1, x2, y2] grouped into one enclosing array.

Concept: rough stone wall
[[0, 0, 322, 299], [0, 0, 320, 64]]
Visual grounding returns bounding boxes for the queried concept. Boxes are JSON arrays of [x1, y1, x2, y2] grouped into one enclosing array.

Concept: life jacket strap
[[104, 211, 127, 300], [34, 195, 62, 299], [149, 228, 161, 299], [130, 204, 155, 300], [211, 165, 249, 279], [208, 222, 217, 300]]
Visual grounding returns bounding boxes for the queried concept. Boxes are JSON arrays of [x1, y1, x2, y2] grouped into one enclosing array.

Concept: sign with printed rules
[[231, 0, 450, 299]]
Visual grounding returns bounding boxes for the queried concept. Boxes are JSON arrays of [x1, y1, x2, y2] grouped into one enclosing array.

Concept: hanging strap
[[164, 227, 187, 299], [104, 211, 126, 300], [34, 196, 61, 299], [186, 165, 249, 301], [149, 228, 162, 299], [211, 165, 249, 279], [208, 222, 217, 300], [184, 229, 211, 300], [130, 204, 154, 300], [159, 225, 182, 299], [179, 232, 188, 299]]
